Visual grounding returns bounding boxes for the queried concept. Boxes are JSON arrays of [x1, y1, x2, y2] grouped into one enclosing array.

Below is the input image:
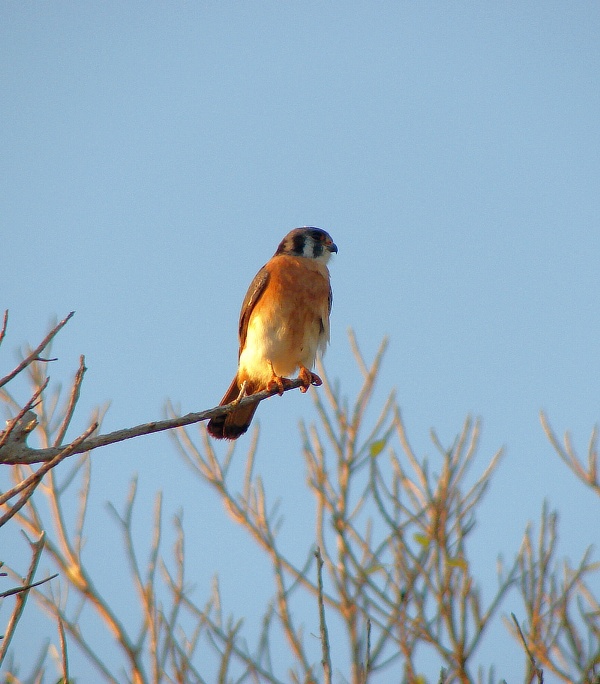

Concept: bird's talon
[[267, 375, 292, 396], [299, 367, 322, 392]]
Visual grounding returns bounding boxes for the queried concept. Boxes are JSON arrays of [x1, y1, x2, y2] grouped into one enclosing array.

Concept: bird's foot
[[298, 366, 322, 393], [267, 375, 294, 396]]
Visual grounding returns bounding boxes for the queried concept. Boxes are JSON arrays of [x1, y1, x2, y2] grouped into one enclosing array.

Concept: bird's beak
[[327, 241, 338, 254]]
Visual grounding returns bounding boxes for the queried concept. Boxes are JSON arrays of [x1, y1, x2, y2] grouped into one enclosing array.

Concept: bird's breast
[[238, 256, 331, 387]]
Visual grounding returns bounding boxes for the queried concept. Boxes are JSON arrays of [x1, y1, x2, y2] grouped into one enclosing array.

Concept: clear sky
[[2, 2, 599, 681]]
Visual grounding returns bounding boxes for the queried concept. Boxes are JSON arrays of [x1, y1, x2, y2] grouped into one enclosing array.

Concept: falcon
[[207, 227, 337, 439]]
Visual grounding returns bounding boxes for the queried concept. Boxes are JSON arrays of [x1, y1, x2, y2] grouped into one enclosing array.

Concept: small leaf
[[369, 439, 386, 457], [447, 555, 468, 570], [413, 533, 430, 548]]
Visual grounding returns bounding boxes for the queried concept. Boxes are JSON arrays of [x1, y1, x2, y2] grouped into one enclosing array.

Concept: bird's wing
[[238, 266, 270, 354]]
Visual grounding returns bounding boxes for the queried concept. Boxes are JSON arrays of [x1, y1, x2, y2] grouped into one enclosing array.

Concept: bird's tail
[[206, 375, 259, 440]]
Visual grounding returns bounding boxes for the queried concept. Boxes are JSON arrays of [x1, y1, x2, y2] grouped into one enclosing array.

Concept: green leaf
[[369, 439, 386, 457], [414, 533, 430, 548], [447, 555, 468, 570]]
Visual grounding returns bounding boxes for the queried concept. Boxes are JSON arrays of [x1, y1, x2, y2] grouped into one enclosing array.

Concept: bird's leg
[[298, 366, 322, 393], [233, 380, 248, 405], [266, 361, 293, 396]]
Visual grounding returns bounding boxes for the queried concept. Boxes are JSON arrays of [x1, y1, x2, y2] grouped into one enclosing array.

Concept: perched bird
[[207, 227, 338, 440]]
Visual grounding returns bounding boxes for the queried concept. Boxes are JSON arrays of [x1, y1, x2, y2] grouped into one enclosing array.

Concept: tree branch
[[0, 532, 48, 665], [511, 612, 544, 684], [315, 546, 332, 684], [0, 311, 74, 389], [0, 379, 309, 465]]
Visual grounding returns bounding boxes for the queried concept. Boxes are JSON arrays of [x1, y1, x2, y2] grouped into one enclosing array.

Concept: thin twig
[[57, 614, 69, 683], [0, 532, 47, 665], [0, 311, 75, 389], [540, 412, 600, 495], [315, 546, 332, 684], [511, 613, 544, 684], [0, 572, 58, 599], [0, 310, 8, 347], [364, 618, 371, 683], [53, 354, 87, 447]]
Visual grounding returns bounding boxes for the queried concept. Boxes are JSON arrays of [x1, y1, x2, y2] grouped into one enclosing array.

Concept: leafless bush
[[0, 313, 598, 683]]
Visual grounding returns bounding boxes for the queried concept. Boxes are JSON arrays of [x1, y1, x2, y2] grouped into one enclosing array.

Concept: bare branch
[[53, 354, 87, 447], [0, 380, 49, 449], [0, 532, 47, 665], [0, 421, 98, 527], [0, 311, 75, 389], [540, 412, 600, 496], [57, 615, 69, 683], [511, 613, 544, 684], [0, 378, 309, 465], [315, 546, 332, 684], [0, 310, 8, 347], [0, 571, 58, 599]]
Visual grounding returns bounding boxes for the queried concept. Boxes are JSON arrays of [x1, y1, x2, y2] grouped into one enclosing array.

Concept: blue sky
[[2, 2, 599, 681]]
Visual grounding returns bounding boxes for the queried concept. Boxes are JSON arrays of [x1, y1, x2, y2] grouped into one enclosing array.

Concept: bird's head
[[275, 227, 338, 263]]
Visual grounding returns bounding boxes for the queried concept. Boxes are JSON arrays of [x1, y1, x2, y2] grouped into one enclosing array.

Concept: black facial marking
[[292, 233, 305, 255]]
